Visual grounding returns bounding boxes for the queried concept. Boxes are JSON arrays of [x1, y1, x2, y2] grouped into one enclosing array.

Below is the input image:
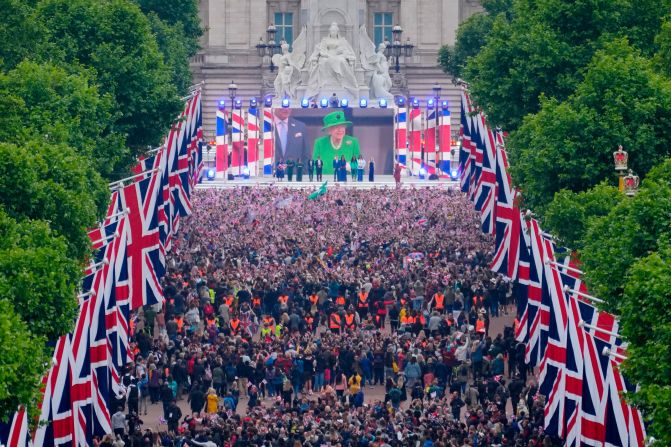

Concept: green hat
[[321, 111, 352, 130]]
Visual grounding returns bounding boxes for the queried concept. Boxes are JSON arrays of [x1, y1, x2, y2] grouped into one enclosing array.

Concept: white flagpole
[[545, 259, 584, 276], [602, 347, 627, 361], [579, 320, 621, 339], [90, 231, 120, 247], [108, 168, 161, 188], [563, 285, 604, 303]]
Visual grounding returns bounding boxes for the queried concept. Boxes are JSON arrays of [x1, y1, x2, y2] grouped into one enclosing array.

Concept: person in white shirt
[[357, 155, 366, 182]]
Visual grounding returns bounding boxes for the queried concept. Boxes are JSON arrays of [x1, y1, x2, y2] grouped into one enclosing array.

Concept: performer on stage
[[312, 111, 360, 177]]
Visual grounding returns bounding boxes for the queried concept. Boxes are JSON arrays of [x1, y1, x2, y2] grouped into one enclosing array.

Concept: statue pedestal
[[294, 67, 370, 102]]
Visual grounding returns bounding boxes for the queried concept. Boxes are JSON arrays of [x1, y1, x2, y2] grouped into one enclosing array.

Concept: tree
[[0, 209, 80, 342], [0, 141, 108, 260], [580, 158, 671, 312], [0, 61, 127, 178], [463, 0, 671, 131], [509, 39, 671, 212], [0, 299, 48, 422], [438, 0, 512, 78], [543, 182, 622, 250], [146, 12, 196, 94], [134, 0, 201, 50], [0, 0, 43, 71], [35, 0, 182, 177]]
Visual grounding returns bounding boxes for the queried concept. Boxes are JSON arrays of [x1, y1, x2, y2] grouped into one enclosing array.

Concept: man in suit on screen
[[273, 108, 309, 164]]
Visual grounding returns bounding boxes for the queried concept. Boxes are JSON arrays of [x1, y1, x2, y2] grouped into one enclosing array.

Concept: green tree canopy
[[509, 39, 671, 212], [35, 0, 183, 177], [543, 182, 622, 250], [0, 141, 108, 260], [0, 299, 48, 421], [0, 61, 127, 177]]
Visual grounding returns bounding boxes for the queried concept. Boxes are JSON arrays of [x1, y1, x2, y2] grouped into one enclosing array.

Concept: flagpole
[[108, 168, 162, 188], [602, 347, 627, 361], [90, 232, 120, 246], [579, 320, 621, 339], [563, 285, 604, 303], [545, 259, 583, 276], [105, 209, 129, 222], [77, 290, 94, 299]]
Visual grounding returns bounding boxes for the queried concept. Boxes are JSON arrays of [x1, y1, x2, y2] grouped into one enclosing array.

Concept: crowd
[[100, 186, 557, 447]]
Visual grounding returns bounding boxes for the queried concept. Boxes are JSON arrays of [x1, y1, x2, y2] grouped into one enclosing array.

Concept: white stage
[[196, 174, 459, 189]]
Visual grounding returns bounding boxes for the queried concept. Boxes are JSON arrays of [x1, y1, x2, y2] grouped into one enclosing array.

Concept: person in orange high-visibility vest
[[262, 315, 275, 327], [357, 291, 369, 317], [401, 314, 415, 328], [225, 295, 235, 308], [513, 317, 520, 334], [475, 317, 486, 334], [278, 295, 289, 308], [304, 314, 315, 333], [252, 296, 262, 309], [344, 311, 356, 331], [432, 292, 445, 313], [175, 315, 184, 334], [230, 317, 241, 335], [335, 295, 346, 307], [329, 312, 341, 333], [206, 316, 217, 329], [309, 294, 319, 308]]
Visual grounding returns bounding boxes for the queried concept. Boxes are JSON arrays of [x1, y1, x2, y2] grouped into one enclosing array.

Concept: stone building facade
[[192, 0, 483, 138]]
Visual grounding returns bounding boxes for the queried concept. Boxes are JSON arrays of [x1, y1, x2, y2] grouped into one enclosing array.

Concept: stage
[[196, 174, 459, 189]]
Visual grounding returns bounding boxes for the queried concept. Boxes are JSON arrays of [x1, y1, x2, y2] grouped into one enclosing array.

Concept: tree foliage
[[36, 0, 183, 176], [0, 299, 48, 421], [543, 183, 622, 250], [509, 39, 671, 212]]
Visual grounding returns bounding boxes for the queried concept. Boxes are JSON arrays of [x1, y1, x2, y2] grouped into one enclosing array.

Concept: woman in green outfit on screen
[[312, 111, 360, 177]]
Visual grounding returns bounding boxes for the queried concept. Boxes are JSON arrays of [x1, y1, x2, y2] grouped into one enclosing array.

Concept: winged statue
[[359, 25, 393, 99], [272, 26, 307, 99]]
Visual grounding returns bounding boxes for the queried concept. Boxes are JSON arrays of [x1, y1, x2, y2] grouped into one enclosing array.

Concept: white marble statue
[[359, 26, 393, 100], [272, 27, 307, 99], [305, 22, 359, 100]]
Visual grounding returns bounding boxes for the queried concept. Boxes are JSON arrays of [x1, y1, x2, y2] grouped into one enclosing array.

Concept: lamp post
[[613, 145, 628, 192], [255, 24, 282, 72], [384, 25, 414, 73]]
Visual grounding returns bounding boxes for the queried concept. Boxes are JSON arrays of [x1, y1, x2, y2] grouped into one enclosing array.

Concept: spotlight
[[206, 168, 216, 180], [234, 98, 242, 109], [217, 99, 225, 108], [359, 97, 368, 108], [320, 98, 328, 108], [419, 167, 427, 176], [411, 98, 420, 109], [242, 166, 250, 177], [451, 169, 459, 180], [301, 98, 309, 108], [250, 97, 258, 107], [264, 96, 273, 107], [441, 100, 449, 109], [281, 98, 290, 108], [427, 98, 435, 108], [340, 98, 349, 108], [379, 98, 388, 108], [395, 96, 406, 107]]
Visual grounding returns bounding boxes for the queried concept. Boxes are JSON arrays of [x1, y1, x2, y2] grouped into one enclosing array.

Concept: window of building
[[373, 12, 393, 46], [274, 12, 294, 45]]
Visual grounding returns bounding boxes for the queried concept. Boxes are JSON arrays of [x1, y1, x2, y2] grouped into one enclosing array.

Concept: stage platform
[[196, 174, 459, 189]]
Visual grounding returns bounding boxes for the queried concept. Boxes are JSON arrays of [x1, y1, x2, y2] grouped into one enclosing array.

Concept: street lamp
[[228, 81, 238, 103], [613, 145, 628, 192], [432, 83, 442, 101], [384, 25, 414, 73], [255, 24, 282, 72]]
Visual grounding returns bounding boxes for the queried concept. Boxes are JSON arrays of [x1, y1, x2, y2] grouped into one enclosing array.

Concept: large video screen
[[270, 108, 395, 175]]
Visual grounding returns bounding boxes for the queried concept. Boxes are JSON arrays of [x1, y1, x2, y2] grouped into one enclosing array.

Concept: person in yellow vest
[[329, 312, 342, 334], [274, 323, 283, 338], [344, 309, 357, 332], [430, 291, 446, 314], [230, 316, 241, 336], [357, 289, 369, 317], [260, 321, 273, 340]]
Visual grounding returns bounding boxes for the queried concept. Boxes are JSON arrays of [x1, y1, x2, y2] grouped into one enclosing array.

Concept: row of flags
[[215, 105, 264, 177], [0, 89, 204, 447], [458, 88, 647, 446]]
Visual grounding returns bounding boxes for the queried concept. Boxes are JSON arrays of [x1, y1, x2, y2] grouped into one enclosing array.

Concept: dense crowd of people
[[100, 186, 557, 447]]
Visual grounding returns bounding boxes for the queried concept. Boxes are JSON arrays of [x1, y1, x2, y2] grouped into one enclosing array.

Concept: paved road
[[133, 309, 516, 434]]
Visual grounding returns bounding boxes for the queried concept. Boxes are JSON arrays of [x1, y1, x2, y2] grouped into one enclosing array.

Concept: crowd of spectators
[[99, 186, 557, 447]]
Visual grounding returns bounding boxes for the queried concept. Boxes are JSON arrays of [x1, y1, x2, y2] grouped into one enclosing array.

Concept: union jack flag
[[459, 90, 476, 193], [119, 174, 164, 309], [0, 407, 31, 447], [490, 141, 523, 280], [473, 116, 497, 234]]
